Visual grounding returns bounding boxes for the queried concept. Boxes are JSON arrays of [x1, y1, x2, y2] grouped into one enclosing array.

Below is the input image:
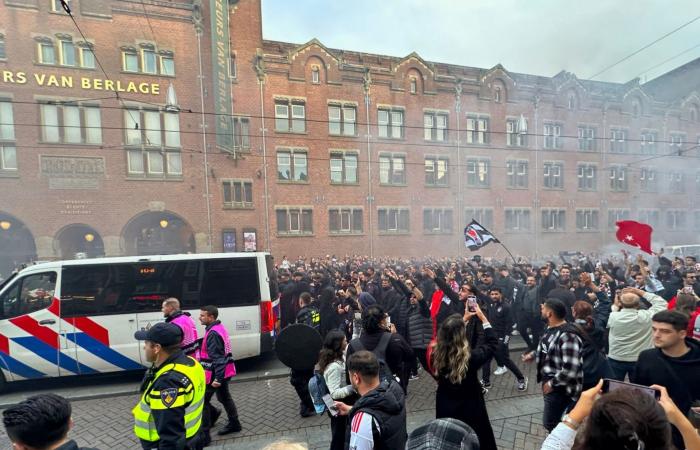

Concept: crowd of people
[[2, 249, 700, 450], [277, 249, 700, 449]]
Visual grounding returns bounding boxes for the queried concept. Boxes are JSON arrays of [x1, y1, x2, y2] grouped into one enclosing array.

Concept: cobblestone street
[[0, 351, 547, 449]]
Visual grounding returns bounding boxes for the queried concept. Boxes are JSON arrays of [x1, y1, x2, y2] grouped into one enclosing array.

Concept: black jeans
[[329, 414, 347, 450], [543, 389, 574, 432], [412, 347, 429, 372], [607, 358, 636, 381], [517, 315, 544, 352], [202, 379, 239, 434], [482, 339, 524, 382]]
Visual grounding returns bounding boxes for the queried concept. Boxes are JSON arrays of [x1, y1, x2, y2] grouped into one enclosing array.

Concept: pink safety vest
[[199, 322, 237, 384], [168, 312, 200, 357]]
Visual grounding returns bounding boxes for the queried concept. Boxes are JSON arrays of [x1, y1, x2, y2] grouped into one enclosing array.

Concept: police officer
[[133, 322, 206, 450], [290, 292, 320, 417]]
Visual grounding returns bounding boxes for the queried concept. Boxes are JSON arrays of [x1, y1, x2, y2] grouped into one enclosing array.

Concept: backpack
[[350, 333, 394, 383], [565, 323, 612, 390], [307, 370, 330, 414]]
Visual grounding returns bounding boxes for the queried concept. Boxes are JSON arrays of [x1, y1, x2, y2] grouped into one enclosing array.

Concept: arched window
[[690, 105, 698, 122], [409, 77, 417, 94], [568, 95, 575, 110], [632, 101, 640, 117], [311, 66, 320, 84], [494, 87, 502, 103]]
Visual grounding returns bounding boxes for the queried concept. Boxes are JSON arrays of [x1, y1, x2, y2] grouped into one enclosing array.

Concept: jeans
[[543, 389, 574, 432], [290, 368, 315, 413], [482, 339, 525, 382], [329, 414, 347, 450], [517, 315, 544, 352], [202, 379, 239, 435], [607, 358, 636, 381]]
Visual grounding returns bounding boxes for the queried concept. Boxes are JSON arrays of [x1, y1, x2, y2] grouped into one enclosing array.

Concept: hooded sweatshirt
[[345, 380, 407, 450]]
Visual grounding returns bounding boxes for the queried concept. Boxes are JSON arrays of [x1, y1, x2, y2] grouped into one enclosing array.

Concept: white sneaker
[[494, 366, 508, 376]]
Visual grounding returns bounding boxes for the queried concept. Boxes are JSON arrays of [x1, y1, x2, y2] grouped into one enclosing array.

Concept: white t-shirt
[[349, 411, 380, 450]]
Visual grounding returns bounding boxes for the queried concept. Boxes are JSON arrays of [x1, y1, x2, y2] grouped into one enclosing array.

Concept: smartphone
[[467, 295, 477, 313], [322, 394, 338, 417], [386, 315, 391, 326], [601, 378, 660, 400]]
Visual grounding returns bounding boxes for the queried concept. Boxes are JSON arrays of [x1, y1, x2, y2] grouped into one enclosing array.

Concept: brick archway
[[122, 211, 195, 256], [0, 212, 37, 279]]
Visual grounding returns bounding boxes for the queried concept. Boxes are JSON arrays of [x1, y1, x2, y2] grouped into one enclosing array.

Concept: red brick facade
[[1, 0, 699, 275]]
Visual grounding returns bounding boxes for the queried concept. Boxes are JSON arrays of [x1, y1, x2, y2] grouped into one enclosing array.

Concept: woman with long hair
[[318, 330, 355, 450], [429, 305, 498, 450]]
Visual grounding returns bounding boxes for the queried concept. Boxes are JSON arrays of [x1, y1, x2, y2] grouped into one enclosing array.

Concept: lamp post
[[0, 220, 10, 231]]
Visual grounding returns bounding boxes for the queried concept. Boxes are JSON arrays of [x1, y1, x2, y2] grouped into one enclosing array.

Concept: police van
[[0, 252, 277, 390]]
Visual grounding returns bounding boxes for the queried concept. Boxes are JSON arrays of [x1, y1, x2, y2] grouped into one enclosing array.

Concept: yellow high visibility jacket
[[132, 354, 205, 443]]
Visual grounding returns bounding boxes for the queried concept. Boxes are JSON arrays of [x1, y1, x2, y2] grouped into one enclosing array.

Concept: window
[[329, 208, 363, 234], [276, 148, 308, 182], [222, 179, 253, 208], [0, 145, 16, 172], [275, 99, 305, 133], [666, 210, 686, 231], [228, 53, 236, 78], [607, 209, 630, 230], [0, 100, 15, 141], [506, 160, 528, 189], [160, 52, 175, 76], [276, 207, 313, 235], [577, 126, 596, 151], [378, 208, 410, 233], [640, 131, 657, 154], [37, 39, 55, 64], [638, 210, 660, 229], [424, 112, 448, 141], [669, 133, 685, 154], [667, 172, 684, 193], [543, 161, 563, 189], [59, 260, 261, 317], [543, 123, 562, 149], [609, 166, 628, 192], [59, 39, 75, 66], [409, 77, 417, 94], [328, 104, 357, 136], [640, 168, 657, 192], [379, 154, 406, 185], [424, 157, 449, 187], [377, 107, 404, 139], [40, 103, 102, 144], [141, 46, 157, 74], [122, 48, 139, 72], [232, 117, 250, 151], [464, 208, 494, 230], [542, 209, 566, 232], [576, 210, 599, 231], [423, 208, 453, 234], [330, 152, 358, 184], [51, 0, 69, 12], [311, 66, 320, 84], [577, 164, 597, 191], [568, 95, 576, 110], [466, 158, 489, 187], [78, 43, 95, 69], [466, 115, 489, 144], [609, 128, 627, 153], [505, 209, 531, 232], [0, 272, 56, 319], [0, 33, 5, 59], [506, 119, 527, 147], [124, 109, 181, 177], [494, 87, 502, 103]]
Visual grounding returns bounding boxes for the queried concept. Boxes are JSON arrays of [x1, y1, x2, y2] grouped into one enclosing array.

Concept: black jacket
[[345, 380, 407, 450], [433, 275, 484, 349], [346, 331, 414, 379], [203, 320, 229, 383], [484, 301, 513, 340], [407, 297, 433, 349]]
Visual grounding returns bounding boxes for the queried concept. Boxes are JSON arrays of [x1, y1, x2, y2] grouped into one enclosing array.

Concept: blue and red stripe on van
[[0, 333, 46, 379]]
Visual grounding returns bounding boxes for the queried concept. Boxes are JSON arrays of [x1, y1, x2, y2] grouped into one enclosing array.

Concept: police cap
[[134, 322, 183, 346]]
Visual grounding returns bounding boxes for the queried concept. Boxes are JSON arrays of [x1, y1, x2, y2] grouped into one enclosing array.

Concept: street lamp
[[84, 233, 95, 242], [159, 219, 169, 229], [0, 220, 10, 231]]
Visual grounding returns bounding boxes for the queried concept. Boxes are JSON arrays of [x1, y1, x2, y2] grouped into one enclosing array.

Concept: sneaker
[[481, 386, 489, 397], [517, 377, 528, 392], [480, 379, 492, 388], [494, 366, 508, 376], [410, 373, 419, 380], [300, 407, 316, 418]]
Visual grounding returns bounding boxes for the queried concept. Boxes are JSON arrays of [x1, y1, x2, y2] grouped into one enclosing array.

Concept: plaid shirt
[[536, 324, 583, 398]]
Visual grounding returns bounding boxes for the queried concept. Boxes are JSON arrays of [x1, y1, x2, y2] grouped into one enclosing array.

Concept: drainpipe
[[455, 80, 463, 257], [364, 69, 373, 259], [196, 32, 213, 252], [260, 79, 271, 252]]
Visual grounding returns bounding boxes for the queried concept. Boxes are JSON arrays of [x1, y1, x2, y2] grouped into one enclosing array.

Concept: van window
[[61, 258, 260, 318], [0, 272, 56, 319]]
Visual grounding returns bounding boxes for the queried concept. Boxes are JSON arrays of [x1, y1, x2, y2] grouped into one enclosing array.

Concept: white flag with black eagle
[[464, 220, 500, 251]]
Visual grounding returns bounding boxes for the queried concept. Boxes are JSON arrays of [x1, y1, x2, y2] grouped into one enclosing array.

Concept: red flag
[[615, 220, 653, 254]]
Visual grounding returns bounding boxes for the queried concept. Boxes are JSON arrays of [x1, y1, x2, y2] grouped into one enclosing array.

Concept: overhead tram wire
[[4, 99, 697, 147], [634, 42, 700, 81], [587, 14, 700, 80]]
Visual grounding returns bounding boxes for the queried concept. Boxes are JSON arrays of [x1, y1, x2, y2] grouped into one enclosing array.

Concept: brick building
[[1, 0, 699, 276]]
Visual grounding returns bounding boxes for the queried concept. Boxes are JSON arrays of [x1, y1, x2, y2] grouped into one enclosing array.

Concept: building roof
[[643, 56, 700, 102]]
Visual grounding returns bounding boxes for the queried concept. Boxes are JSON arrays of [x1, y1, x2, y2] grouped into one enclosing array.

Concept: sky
[[261, 0, 700, 84]]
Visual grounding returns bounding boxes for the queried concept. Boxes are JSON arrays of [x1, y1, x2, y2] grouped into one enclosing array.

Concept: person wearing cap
[[132, 322, 206, 450], [162, 298, 200, 357]]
